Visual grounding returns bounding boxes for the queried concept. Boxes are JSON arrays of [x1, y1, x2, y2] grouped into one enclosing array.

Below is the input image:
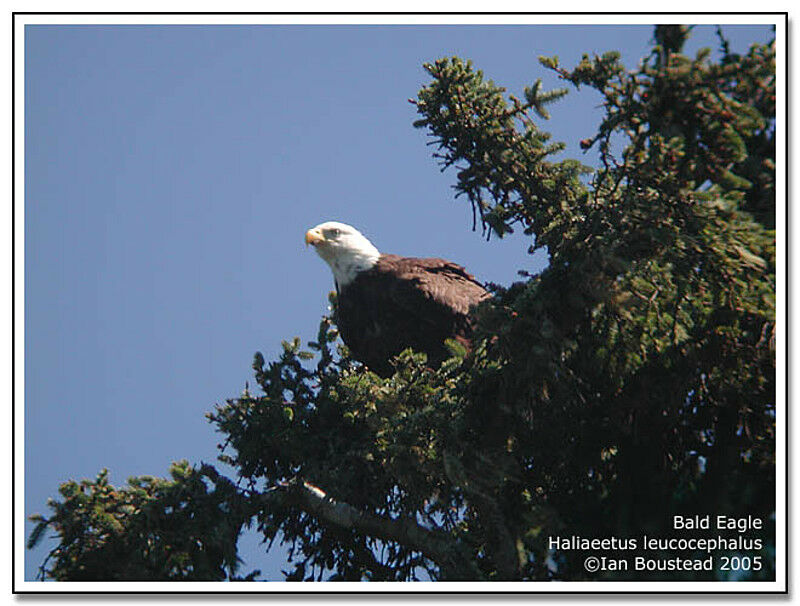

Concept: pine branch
[[255, 478, 480, 580]]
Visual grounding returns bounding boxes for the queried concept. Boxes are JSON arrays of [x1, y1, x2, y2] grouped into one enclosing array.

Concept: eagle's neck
[[329, 249, 380, 291]]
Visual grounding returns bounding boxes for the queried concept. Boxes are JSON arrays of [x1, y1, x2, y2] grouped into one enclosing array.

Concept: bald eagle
[[305, 221, 490, 377]]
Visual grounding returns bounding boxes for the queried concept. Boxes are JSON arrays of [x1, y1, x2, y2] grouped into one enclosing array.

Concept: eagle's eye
[[328, 228, 341, 237]]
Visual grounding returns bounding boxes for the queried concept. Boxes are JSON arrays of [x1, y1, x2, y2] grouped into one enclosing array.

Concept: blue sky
[[23, 22, 773, 581]]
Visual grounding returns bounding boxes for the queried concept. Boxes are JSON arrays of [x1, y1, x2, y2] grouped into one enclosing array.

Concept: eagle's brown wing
[[335, 254, 489, 376]]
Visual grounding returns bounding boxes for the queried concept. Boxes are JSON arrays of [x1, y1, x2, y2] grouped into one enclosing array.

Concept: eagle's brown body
[[336, 254, 489, 376]]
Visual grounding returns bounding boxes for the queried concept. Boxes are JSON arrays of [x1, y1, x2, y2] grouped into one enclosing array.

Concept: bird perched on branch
[[305, 221, 490, 377]]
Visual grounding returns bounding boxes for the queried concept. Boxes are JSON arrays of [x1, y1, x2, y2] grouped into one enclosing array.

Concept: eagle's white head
[[305, 221, 381, 289]]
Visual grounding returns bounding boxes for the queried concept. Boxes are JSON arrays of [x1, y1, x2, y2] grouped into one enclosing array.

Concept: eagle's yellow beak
[[305, 228, 325, 247]]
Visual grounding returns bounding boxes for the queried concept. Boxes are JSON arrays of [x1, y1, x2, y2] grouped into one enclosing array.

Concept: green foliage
[[413, 56, 586, 243], [31, 27, 776, 582], [210, 318, 479, 580], [544, 24, 775, 227], [28, 462, 257, 581]]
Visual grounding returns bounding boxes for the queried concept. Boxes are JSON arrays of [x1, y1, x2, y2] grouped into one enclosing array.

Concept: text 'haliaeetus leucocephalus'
[[305, 221, 490, 376]]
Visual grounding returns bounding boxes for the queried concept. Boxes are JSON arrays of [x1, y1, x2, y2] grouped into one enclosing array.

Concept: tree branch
[[257, 478, 480, 580]]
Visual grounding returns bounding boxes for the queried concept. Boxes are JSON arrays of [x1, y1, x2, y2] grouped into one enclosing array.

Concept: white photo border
[[11, 11, 788, 594]]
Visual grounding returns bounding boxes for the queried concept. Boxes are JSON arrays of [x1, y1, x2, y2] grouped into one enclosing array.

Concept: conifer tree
[[30, 26, 776, 582]]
